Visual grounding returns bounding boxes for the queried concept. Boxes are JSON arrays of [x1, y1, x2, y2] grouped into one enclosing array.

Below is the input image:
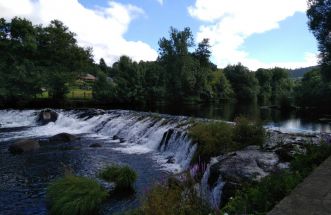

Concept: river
[[0, 105, 330, 215]]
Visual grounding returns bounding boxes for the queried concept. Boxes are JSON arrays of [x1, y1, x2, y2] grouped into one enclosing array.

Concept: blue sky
[[0, 0, 318, 70]]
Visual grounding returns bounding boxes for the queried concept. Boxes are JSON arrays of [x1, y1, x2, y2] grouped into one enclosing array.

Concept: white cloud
[[188, 0, 318, 70], [157, 0, 164, 5], [0, 0, 158, 65]]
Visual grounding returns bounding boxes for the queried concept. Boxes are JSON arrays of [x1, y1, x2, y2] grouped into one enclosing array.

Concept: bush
[[221, 171, 301, 214], [99, 164, 137, 191], [291, 143, 331, 177], [189, 121, 234, 163], [189, 118, 265, 163], [141, 178, 210, 215], [46, 175, 109, 215], [233, 116, 266, 147]]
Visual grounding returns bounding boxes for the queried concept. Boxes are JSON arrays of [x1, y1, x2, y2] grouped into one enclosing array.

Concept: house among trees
[[80, 73, 96, 82]]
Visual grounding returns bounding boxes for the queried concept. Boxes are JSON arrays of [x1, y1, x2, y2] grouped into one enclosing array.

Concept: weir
[[0, 109, 326, 213]]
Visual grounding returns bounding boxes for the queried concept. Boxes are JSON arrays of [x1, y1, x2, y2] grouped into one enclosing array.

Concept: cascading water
[[0, 109, 196, 171], [0, 109, 199, 214]]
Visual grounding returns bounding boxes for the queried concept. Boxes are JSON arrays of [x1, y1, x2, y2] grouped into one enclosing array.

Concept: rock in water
[[37, 109, 58, 125], [49, 133, 78, 143], [9, 139, 40, 154], [89, 143, 102, 148]]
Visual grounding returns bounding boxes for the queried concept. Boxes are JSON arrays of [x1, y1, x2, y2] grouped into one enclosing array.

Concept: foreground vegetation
[[221, 143, 331, 214], [124, 175, 210, 215], [98, 164, 137, 191], [46, 175, 109, 215], [123, 142, 331, 215], [189, 117, 266, 163]]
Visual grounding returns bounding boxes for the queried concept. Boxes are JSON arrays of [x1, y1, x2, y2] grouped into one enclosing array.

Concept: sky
[[0, 0, 319, 70]]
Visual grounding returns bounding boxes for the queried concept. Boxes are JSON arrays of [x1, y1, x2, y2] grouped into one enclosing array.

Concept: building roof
[[81, 73, 96, 81]]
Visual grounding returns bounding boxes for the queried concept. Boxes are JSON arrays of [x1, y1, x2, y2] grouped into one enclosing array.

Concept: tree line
[[1, 3, 330, 110]]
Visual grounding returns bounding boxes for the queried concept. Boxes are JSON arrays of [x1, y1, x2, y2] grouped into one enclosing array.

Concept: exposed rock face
[[49, 133, 78, 143], [211, 146, 282, 184], [37, 109, 58, 125], [9, 139, 40, 154], [202, 130, 324, 209]]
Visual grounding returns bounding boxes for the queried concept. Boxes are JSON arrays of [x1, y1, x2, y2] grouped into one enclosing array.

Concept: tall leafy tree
[[256, 68, 272, 103], [224, 64, 259, 101], [0, 17, 42, 101], [37, 20, 93, 99], [307, 0, 331, 81], [158, 27, 196, 101]]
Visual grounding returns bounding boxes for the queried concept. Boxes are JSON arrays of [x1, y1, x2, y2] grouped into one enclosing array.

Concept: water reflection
[[130, 101, 331, 133]]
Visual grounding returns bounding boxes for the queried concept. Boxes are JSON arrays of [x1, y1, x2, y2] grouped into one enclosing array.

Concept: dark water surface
[[131, 102, 331, 133]]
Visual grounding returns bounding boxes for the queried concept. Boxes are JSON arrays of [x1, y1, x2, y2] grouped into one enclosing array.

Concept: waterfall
[[0, 109, 196, 172], [200, 163, 225, 209]]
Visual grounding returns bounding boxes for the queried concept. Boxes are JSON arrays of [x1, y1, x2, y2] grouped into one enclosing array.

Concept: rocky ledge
[[202, 130, 330, 209]]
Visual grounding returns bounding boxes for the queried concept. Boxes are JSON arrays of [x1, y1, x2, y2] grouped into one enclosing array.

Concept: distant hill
[[288, 66, 318, 78]]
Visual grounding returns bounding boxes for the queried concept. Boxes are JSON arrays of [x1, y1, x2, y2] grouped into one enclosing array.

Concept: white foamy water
[[0, 109, 196, 172], [0, 110, 36, 128]]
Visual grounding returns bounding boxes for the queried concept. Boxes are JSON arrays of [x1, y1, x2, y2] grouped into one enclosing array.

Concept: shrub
[[233, 116, 266, 147], [46, 175, 109, 215], [141, 178, 210, 215], [221, 171, 301, 214], [99, 164, 137, 191], [189, 121, 234, 163], [291, 143, 331, 177]]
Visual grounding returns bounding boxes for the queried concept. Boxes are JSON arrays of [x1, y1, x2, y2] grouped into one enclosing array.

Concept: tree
[[111, 56, 144, 103], [224, 64, 259, 101], [256, 69, 272, 103], [37, 20, 93, 99], [307, 0, 331, 81], [158, 27, 196, 101], [295, 68, 331, 107], [194, 38, 211, 67], [92, 71, 115, 101], [0, 17, 42, 101], [211, 70, 234, 100], [139, 61, 166, 103]]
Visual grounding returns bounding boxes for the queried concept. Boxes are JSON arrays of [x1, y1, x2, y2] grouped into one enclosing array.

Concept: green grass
[[99, 165, 137, 191], [36, 88, 92, 100], [46, 175, 109, 215], [66, 88, 92, 100]]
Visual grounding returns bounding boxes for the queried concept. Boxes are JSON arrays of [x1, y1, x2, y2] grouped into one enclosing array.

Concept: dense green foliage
[[307, 0, 331, 81], [189, 121, 234, 163], [99, 164, 137, 191], [0, 17, 297, 107], [224, 64, 259, 101], [221, 143, 331, 215], [294, 1, 331, 108], [46, 175, 109, 215], [189, 119, 266, 163], [295, 68, 331, 108], [0, 18, 94, 101], [233, 117, 266, 147], [3, 16, 329, 111]]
